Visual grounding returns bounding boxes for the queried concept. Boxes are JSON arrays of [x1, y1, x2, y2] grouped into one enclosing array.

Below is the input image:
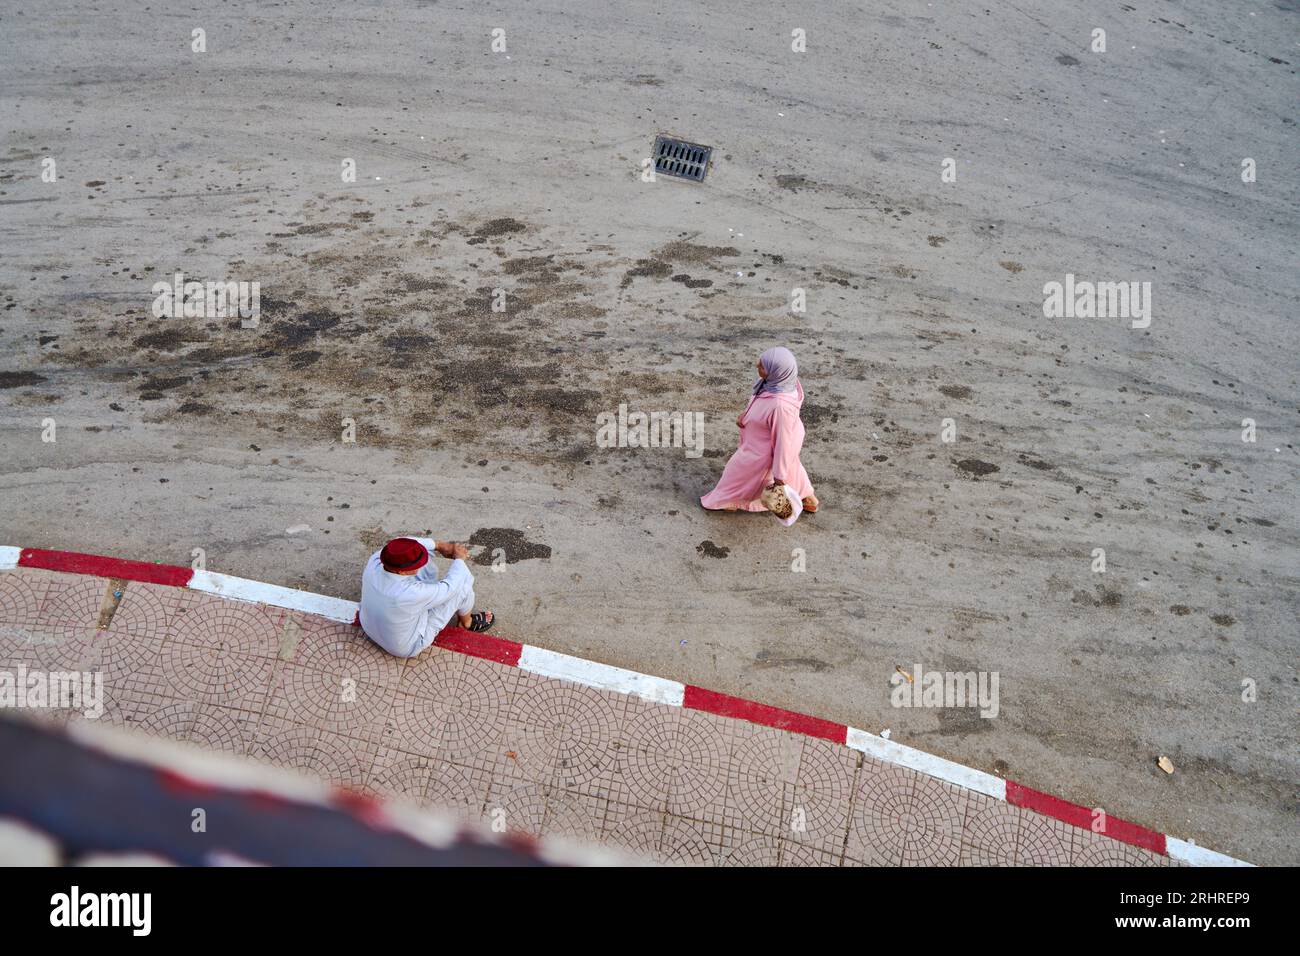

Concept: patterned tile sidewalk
[[0, 567, 1170, 866]]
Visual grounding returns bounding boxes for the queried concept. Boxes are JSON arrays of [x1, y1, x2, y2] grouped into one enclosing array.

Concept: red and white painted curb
[[0, 545, 1251, 867]]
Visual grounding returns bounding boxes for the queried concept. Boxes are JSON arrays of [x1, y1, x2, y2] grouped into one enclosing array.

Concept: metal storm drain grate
[[653, 135, 712, 182]]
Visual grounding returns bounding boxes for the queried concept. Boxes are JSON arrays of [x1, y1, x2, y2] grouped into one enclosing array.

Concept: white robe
[[358, 537, 474, 657]]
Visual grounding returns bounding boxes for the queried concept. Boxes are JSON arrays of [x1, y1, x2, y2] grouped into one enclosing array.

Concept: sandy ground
[[0, 1, 1296, 863]]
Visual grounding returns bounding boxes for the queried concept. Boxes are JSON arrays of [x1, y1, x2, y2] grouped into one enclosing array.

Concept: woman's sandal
[[467, 611, 496, 633]]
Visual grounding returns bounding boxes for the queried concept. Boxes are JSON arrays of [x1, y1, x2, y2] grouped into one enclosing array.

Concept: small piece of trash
[[113, 591, 123, 599], [894, 665, 914, 684], [285, 524, 311, 535], [679, 640, 688, 646], [1157, 756, 1175, 774], [880, 729, 892, 740], [506, 750, 517, 760]]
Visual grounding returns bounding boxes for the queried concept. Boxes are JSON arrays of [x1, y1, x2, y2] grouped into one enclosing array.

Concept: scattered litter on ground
[[1158, 756, 1175, 774]]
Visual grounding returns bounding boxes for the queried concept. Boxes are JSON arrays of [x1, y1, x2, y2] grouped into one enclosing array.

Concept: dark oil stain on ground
[[801, 403, 841, 426], [530, 387, 602, 415], [939, 384, 972, 399], [400, 276, 446, 293], [502, 256, 558, 276], [468, 527, 552, 565], [269, 309, 342, 347], [696, 540, 730, 558], [288, 350, 323, 369], [294, 222, 356, 235], [671, 273, 713, 288], [659, 240, 740, 263], [956, 458, 999, 477], [0, 371, 47, 388], [137, 375, 191, 393], [473, 218, 527, 238], [1017, 454, 1055, 471], [1071, 587, 1122, 608], [133, 326, 206, 351], [620, 258, 673, 288]]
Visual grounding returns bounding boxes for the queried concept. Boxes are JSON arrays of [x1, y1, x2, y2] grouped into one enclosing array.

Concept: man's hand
[[434, 541, 457, 559], [450, 543, 470, 561]]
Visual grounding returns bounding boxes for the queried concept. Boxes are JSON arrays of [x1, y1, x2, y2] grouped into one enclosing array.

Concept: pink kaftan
[[700, 380, 814, 511]]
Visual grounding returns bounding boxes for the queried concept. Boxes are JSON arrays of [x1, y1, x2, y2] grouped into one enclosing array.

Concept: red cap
[[380, 537, 428, 572]]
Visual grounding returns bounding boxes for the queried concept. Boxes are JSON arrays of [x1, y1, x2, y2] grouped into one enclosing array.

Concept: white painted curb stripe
[[1166, 837, 1254, 868], [188, 571, 359, 623], [846, 727, 1008, 801], [0, 547, 20, 571], [518, 645, 686, 706]]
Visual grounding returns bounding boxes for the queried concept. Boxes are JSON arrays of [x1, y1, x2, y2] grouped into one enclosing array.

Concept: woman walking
[[700, 346, 819, 515]]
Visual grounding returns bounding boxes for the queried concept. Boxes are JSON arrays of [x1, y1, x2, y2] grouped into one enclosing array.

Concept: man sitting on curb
[[359, 537, 496, 658]]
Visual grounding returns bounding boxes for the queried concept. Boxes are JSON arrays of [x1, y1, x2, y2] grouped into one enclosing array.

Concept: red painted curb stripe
[[19, 548, 194, 588], [1006, 781, 1167, 855], [683, 685, 848, 744], [434, 626, 523, 667]]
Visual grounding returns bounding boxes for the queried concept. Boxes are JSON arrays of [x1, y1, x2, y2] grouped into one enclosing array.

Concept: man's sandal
[[466, 611, 496, 633]]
